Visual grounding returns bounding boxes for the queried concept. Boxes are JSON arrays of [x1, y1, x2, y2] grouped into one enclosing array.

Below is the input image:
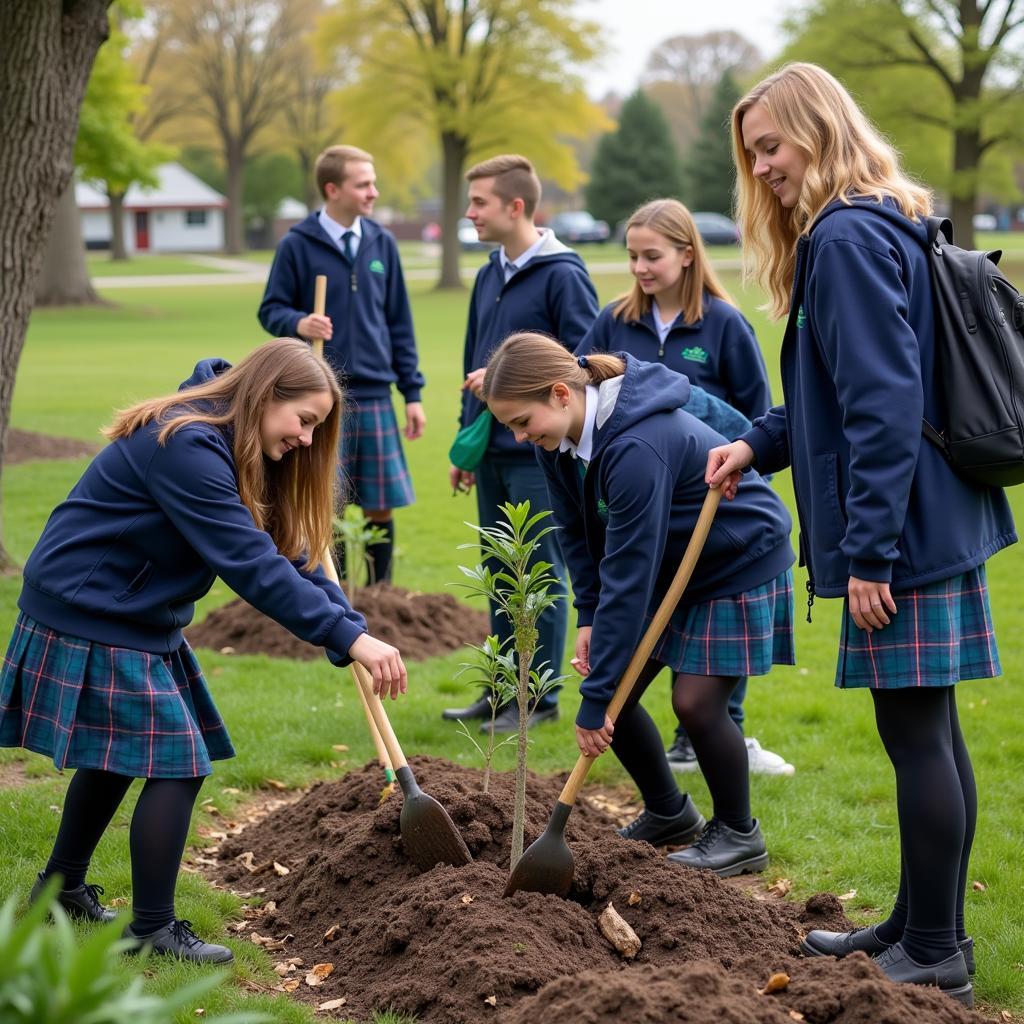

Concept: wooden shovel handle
[[558, 486, 723, 807], [351, 661, 408, 771]]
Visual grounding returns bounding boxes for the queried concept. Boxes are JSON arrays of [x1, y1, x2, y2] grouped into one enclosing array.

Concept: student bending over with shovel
[[483, 332, 795, 878], [0, 338, 406, 963]]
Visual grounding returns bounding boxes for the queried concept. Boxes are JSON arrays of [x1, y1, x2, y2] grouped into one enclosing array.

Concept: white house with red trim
[[76, 163, 226, 253]]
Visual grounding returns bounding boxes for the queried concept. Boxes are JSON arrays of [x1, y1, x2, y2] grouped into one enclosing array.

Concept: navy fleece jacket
[[537, 356, 794, 729], [461, 231, 599, 457], [258, 214, 424, 402], [20, 360, 367, 660], [576, 294, 771, 420], [742, 198, 1016, 597]]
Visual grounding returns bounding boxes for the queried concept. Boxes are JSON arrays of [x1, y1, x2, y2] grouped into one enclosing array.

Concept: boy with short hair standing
[[443, 154, 599, 731], [259, 144, 425, 584]]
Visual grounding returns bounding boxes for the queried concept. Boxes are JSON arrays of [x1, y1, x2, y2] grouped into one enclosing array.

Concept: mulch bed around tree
[[3, 428, 100, 464], [187, 585, 491, 663], [201, 757, 981, 1024]]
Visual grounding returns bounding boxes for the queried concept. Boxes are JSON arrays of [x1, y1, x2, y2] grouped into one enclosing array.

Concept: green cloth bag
[[448, 410, 493, 471]]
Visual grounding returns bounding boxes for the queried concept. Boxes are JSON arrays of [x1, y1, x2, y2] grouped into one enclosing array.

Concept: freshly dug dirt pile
[[204, 757, 979, 1024], [186, 584, 490, 662], [4, 428, 99, 464]]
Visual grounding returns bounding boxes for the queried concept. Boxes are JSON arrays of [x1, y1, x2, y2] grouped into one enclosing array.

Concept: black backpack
[[922, 217, 1024, 487]]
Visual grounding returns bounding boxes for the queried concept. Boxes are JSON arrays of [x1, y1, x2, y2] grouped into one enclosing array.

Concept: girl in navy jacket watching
[[0, 339, 406, 964], [484, 332, 795, 878], [708, 63, 1015, 1006]]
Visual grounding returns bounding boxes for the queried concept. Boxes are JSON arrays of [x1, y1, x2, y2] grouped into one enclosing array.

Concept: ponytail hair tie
[[577, 355, 589, 369]]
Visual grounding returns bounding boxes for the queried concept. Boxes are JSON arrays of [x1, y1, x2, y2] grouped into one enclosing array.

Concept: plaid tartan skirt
[[644, 570, 795, 677], [836, 565, 1000, 689], [340, 396, 415, 511], [0, 613, 234, 778]]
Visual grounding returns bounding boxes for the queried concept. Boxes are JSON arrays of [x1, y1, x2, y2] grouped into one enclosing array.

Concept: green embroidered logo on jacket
[[596, 497, 609, 522], [681, 346, 709, 364], [369, 259, 386, 274], [796, 305, 807, 329]]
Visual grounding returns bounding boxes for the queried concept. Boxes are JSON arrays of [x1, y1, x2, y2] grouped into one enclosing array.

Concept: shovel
[[503, 486, 723, 898], [351, 662, 473, 871]]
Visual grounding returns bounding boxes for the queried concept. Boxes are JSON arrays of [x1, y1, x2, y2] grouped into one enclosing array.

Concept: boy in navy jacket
[[259, 145, 425, 584], [442, 154, 599, 732]]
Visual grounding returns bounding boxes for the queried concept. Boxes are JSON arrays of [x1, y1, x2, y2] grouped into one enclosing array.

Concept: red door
[[135, 211, 150, 251]]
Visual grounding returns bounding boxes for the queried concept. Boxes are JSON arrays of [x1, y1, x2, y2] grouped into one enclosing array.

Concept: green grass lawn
[[2, 263, 1023, 1021], [85, 252, 227, 276]]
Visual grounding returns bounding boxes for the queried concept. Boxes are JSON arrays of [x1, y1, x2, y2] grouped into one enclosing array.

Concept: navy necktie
[[342, 230, 354, 263]]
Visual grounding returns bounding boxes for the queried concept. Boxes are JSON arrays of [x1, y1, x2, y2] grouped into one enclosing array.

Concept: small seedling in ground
[[333, 507, 388, 601]]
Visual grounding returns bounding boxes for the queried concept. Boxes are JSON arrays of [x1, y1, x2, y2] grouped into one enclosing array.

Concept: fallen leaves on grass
[[837, 890, 857, 901], [317, 998, 347, 1012], [972, 880, 987, 891], [768, 878, 793, 897], [305, 963, 334, 987], [265, 778, 289, 791]]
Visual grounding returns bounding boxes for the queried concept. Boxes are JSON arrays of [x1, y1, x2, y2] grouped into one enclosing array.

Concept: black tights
[[870, 686, 976, 965], [44, 768, 205, 935], [610, 660, 752, 833]]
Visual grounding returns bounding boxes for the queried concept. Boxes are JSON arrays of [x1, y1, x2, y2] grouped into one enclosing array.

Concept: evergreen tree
[[683, 69, 741, 216], [585, 89, 684, 229]]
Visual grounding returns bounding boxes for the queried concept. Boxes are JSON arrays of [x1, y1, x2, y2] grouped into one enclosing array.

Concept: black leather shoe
[[873, 942, 972, 1007], [617, 794, 705, 846], [481, 702, 559, 734], [126, 919, 234, 964], [441, 692, 495, 721], [959, 936, 976, 977], [803, 926, 976, 976], [666, 817, 768, 877], [30, 871, 116, 923]]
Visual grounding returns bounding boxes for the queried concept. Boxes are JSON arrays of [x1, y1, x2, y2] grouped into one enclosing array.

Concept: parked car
[[692, 212, 741, 246], [549, 210, 610, 244], [972, 213, 998, 232], [457, 217, 494, 251]]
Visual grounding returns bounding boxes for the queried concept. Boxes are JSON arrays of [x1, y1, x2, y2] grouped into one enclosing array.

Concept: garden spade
[[351, 662, 474, 871], [503, 486, 723, 899]]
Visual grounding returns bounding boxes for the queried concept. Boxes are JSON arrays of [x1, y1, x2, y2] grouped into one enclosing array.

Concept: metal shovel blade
[[395, 766, 472, 871], [503, 801, 574, 898]]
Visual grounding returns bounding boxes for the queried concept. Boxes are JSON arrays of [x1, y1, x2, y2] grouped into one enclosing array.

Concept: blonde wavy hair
[[105, 338, 343, 568], [731, 62, 932, 318], [482, 332, 625, 404], [614, 199, 735, 324]]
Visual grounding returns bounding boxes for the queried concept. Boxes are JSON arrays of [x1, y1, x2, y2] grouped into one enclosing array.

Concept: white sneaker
[[745, 736, 795, 776]]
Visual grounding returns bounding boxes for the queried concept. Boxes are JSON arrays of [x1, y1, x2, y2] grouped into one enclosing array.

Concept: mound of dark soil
[[4, 428, 99, 464], [202, 758, 979, 1024], [186, 584, 489, 663]]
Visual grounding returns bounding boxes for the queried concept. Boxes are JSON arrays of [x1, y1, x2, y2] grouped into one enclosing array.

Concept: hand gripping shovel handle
[[558, 486, 723, 808]]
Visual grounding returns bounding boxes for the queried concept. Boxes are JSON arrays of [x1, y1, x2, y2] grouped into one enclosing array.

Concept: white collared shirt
[[559, 385, 600, 464], [499, 230, 548, 282], [319, 209, 362, 259], [651, 300, 678, 344]]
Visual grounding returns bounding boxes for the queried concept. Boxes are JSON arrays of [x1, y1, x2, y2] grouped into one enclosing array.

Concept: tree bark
[[0, 0, 112, 571], [224, 143, 246, 254], [438, 130, 468, 290], [34, 182, 102, 306], [109, 189, 128, 260]]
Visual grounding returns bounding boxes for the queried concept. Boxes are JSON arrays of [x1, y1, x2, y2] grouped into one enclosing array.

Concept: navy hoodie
[[576, 294, 772, 420], [537, 356, 794, 730], [258, 214, 424, 402], [19, 360, 367, 660], [742, 198, 1016, 598], [461, 230, 599, 457]]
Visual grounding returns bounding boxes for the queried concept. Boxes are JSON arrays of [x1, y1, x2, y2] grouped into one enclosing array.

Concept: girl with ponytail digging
[[485, 332, 796, 878]]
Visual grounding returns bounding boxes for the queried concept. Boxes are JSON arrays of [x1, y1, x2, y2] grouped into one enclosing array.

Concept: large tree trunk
[[437, 131, 468, 290], [0, 0, 112, 571], [224, 142, 246, 254], [35, 182, 102, 306], [109, 188, 128, 260]]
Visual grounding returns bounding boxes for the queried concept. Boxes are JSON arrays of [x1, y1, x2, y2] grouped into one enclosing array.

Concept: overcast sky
[[582, 0, 795, 98]]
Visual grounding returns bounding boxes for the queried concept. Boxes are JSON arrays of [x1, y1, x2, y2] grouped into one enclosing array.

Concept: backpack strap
[[925, 215, 952, 250]]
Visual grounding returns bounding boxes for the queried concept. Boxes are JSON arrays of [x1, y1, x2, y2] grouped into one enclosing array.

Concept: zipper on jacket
[[805, 576, 815, 623], [350, 271, 357, 293], [658, 340, 665, 359]]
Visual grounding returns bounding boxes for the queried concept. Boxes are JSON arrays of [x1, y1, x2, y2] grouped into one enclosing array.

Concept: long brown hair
[[614, 199, 735, 324], [105, 338, 343, 569], [731, 62, 932, 318], [483, 332, 625, 404]]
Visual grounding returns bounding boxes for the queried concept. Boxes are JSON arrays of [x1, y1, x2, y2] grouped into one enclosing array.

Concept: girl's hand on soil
[[706, 440, 754, 500], [570, 627, 592, 676], [448, 465, 475, 495], [348, 633, 408, 698], [848, 577, 897, 633], [404, 402, 426, 441], [576, 715, 614, 757], [463, 367, 487, 399]]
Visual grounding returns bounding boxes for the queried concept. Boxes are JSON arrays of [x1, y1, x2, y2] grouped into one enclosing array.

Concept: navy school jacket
[[742, 198, 1015, 599], [258, 214, 424, 403], [460, 230, 599, 458], [536, 356, 794, 730], [19, 360, 368, 660], [576, 294, 772, 420]]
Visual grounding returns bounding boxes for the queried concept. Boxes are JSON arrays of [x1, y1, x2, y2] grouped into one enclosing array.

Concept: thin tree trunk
[[109, 188, 128, 260], [509, 641, 535, 871], [35, 182, 102, 306], [438, 130, 467, 290], [224, 144, 246, 254], [0, 0, 111, 571]]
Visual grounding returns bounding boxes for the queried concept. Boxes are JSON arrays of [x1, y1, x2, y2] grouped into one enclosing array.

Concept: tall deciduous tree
[[0, 0, 112, 571], [782, 0, 1024, 248], [585, 89, 685, 230], [683, 69, 742, 216], [318, 0, 609, 289]]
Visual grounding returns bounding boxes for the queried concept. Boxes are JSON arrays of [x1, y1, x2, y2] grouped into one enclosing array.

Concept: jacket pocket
[[813, 452, 847, 549], [114, 561, 154, 603]]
